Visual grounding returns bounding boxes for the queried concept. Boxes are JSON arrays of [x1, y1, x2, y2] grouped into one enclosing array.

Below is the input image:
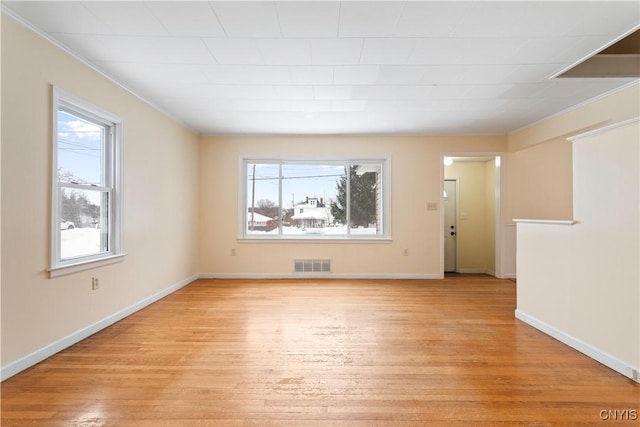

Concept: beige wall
[[505, 83, 640, 222], [516, 119, 639, 380], [1, 16, 199, 370], [484, 160, 496, 272], [199, 135, 506, 277], [444, 160, 496, 274]]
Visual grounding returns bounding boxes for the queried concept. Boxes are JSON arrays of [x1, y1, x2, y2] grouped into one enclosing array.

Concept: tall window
[[242, 159, 389, 239], [50, 88, 123, 276]]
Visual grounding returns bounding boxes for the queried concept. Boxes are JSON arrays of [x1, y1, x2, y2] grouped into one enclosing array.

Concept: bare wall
[[1, 16, 200, 370], [198, 135, 506, 277]]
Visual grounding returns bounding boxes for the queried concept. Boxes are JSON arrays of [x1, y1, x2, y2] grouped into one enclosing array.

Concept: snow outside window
[[50, 88, 124, 277], [242, 159, 389, 239]]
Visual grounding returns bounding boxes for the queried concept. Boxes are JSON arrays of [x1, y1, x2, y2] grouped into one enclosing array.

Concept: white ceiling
[[3, 1, 639, 135]]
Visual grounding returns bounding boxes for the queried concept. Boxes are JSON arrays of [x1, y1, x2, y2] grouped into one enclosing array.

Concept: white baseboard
[[456, 268, 495, 275], [0, 274, 199, 382], [515, 309, 639, 383], [199, 272, 443, 280]]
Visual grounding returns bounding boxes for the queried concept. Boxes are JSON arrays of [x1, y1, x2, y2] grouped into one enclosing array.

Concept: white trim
[[239, 157, 391, 240], [513, 219, 577, 226], [48, 253, 126, 278], [239, 237, 393, 243], [199, 272, 443, 280], [456, 268, 495, 276], [509, 80, 639, 135], [515, 310, 639, 383], [568, 117, 640, 142], [51, 86, 125, 275], [549, 24, 640, 80], [0, 274, 199, 382], [0, 8, 199, 136]]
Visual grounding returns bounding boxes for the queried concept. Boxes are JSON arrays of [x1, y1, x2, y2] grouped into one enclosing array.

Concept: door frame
[[440, 152, 504, 278]]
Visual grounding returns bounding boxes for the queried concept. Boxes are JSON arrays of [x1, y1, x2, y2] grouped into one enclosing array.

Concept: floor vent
[[294, 259, 332, 274]]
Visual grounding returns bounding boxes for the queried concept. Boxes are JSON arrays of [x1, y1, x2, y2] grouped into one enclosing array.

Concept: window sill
[[48, 253, 127, 278], [238, 237, 392, 243]]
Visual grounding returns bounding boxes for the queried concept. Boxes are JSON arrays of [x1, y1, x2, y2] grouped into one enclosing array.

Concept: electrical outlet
[[92, 277, 99, 290], [403, 248, 409, 256], [231, 248, 237, 256]]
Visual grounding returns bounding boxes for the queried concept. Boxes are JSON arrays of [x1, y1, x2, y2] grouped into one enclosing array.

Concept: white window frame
[[239, 157, 391, 241], [49, 87, 125, 277]]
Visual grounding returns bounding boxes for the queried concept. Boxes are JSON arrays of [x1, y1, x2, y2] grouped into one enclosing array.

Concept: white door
[[444, 179, 457, 273]]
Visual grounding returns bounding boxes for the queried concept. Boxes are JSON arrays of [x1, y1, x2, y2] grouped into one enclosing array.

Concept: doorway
[[442, 155, 502, 277], [443, 179, 457, 273]]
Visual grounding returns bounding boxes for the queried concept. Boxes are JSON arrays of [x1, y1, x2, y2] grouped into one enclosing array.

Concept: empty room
[[1, 1, 639, 425]]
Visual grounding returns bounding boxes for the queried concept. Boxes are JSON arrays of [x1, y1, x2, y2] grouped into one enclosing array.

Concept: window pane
[[349, 164, 382, 235], [60, 187, 109, 260], [283, 164, 344, 236], [57, 110, 104, 185], [246, 163, 280, 235]]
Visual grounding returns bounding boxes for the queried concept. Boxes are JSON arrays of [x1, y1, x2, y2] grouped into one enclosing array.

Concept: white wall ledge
[[513, 219, 577, 226]]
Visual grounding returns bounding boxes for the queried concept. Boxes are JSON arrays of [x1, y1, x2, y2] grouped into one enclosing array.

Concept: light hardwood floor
[[2, 276, 638, 426]]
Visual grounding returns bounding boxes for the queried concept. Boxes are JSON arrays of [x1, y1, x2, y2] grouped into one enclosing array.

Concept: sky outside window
[[247, 163, 345, 209], [57, 110, 103, 185]]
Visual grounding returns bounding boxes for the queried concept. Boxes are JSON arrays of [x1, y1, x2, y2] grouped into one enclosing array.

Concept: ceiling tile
[[203, 39, 263, 65], [376, 66, 429, 85], [211, 2, 281, 37], [296, 100, 332, 113], [352, 85, 433, 100], [51, 34, 216, 64], [311, 39, 364, 65], [94, 62, 210, 85], [338, 2, 405, 37], [434, 99, 508, 112], [3, 1, 112, 34], [366, 100, 438, 112], [313, 86, 353, 100], [359, 39, 418, 65], [289, 66, 334, 85], [407, 39, 462, 65], [257, 39, 312, 65], [200, 65, 291, 85], [331, 100, 368, 112], [232, 85, 278, 100], [426, 85, 472, 100], [146, 1, 226, 37], [395, 2, 469, 37], [453, 2, 571, 38], [274, 85, 314, 100], [418, 65, 521, 85], [333, 66, 380, 85], [276, 2, 340, 37], [83, 2, 167, 36]]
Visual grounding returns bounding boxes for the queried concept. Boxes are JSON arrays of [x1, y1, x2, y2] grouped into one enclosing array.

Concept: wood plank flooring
[[2, 276, 638, 426]]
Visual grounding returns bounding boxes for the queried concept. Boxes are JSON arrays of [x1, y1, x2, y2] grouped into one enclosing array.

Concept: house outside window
[[50, 87, 124, 277], [241, 159, 390, 239]]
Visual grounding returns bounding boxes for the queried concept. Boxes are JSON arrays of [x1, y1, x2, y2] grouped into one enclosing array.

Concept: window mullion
[[346, 162, 351, 236], [278, 163, 283, 236]]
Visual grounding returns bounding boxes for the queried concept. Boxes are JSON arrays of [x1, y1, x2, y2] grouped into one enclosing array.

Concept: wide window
[[50, 88, 123, 276], [242, 159, 389, 239]]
